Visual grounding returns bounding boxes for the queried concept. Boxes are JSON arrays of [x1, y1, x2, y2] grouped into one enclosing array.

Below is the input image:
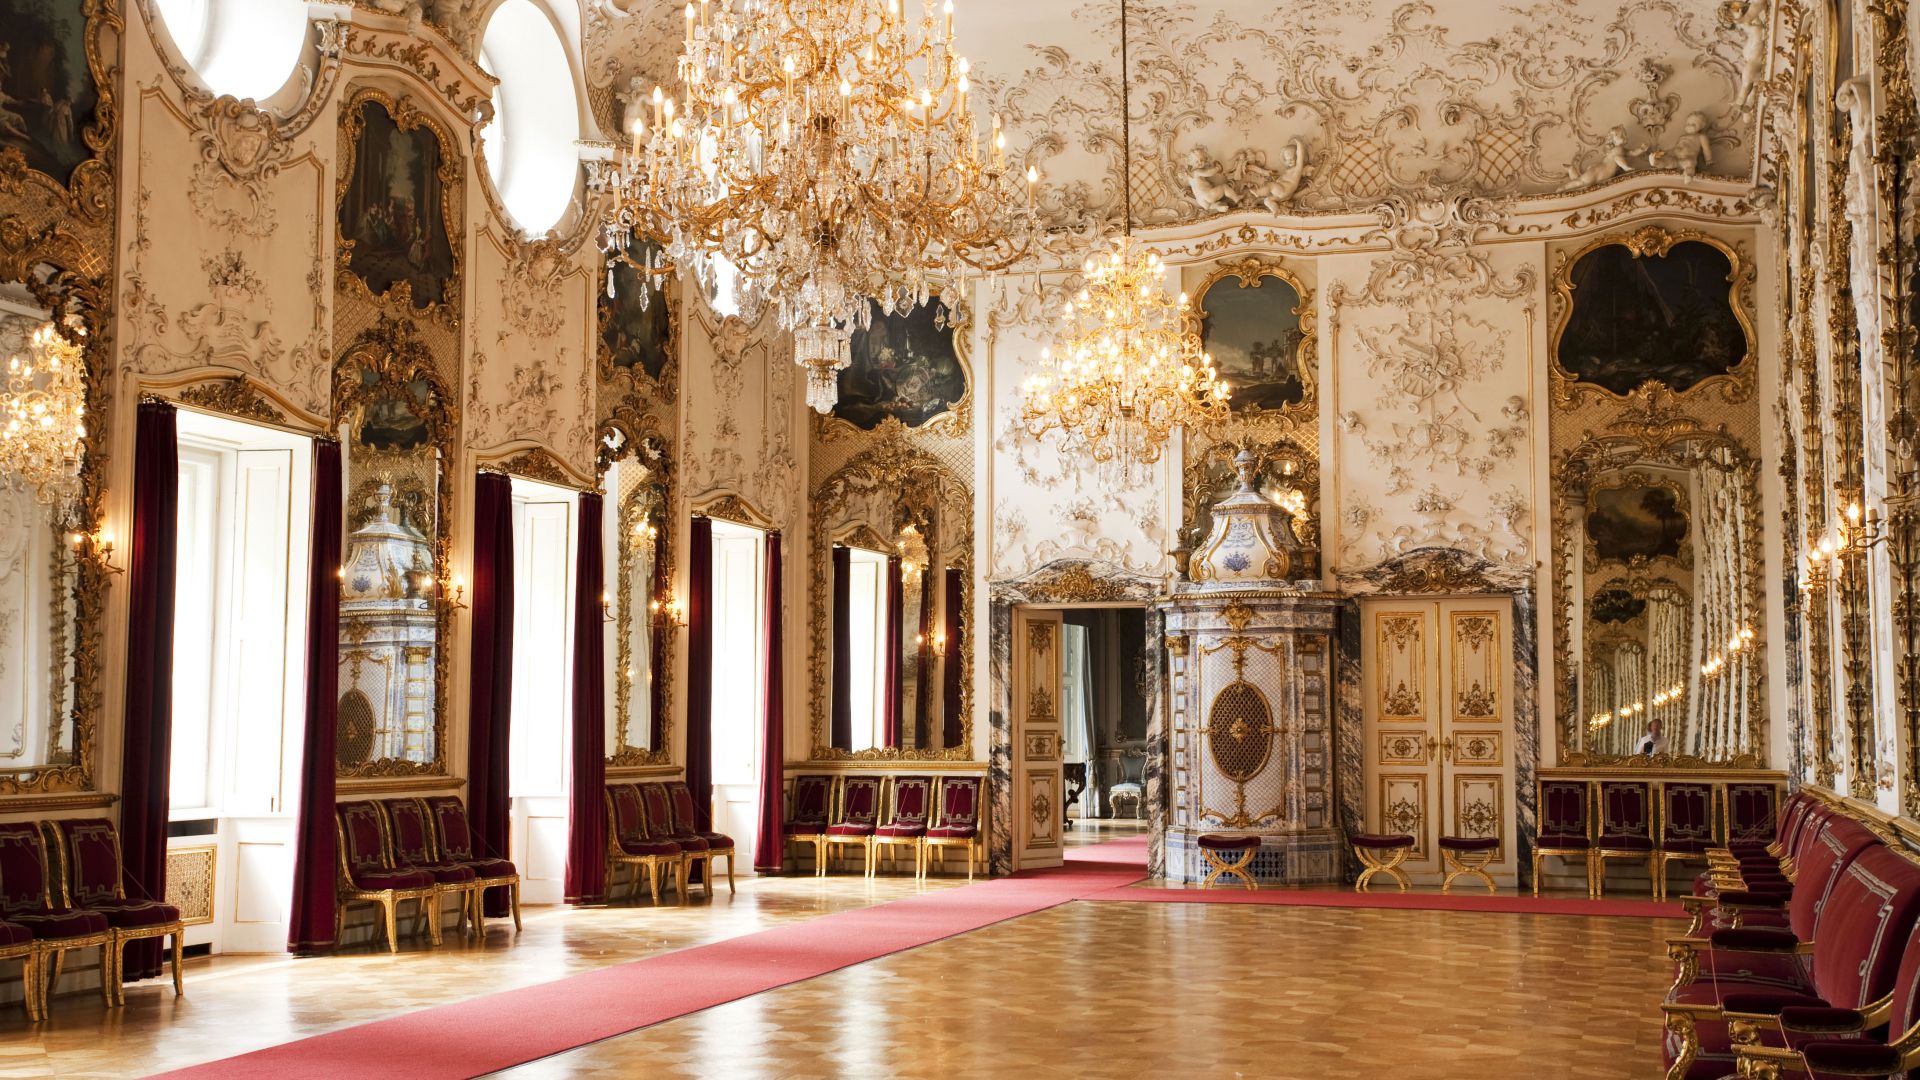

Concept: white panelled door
[[510, 489, 575, 905], [1011, 608, 1065, 870]]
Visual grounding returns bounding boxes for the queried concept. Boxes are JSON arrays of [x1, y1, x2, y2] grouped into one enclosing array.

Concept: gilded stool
[[1438, 836, 1499, 894], [1197, 834, 1260, 890], [1351, 833, 1415, 892]]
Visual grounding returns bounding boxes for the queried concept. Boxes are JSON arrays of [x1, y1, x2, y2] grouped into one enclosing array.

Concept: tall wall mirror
[[600, 426, 673, 766], [0, 290, 97, 794], [811, 444, 972, 759], [332, 330, 452, 777], [1554, 438, 1763, 765]]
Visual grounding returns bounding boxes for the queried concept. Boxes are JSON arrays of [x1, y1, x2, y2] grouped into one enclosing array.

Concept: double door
[[1360, 598, 1517, 886]]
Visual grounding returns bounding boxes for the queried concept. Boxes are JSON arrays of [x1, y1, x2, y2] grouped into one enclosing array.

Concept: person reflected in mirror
[[1636, 717, 1666, 757]]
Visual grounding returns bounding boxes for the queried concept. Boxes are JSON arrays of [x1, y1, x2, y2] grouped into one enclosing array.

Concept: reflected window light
[[709, 255, 741, 317], [152, 0, 308, 102], [478, 0, 582, 236]]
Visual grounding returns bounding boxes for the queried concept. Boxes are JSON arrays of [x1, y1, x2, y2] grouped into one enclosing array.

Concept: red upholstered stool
[[1351, 833, 1415, 892], [1197, 834, 1260, 890], [1438, 836, 1499, 894]]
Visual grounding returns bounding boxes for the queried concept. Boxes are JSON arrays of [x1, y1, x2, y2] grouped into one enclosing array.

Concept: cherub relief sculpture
[[1232, 138, 1309, 213], [1184, 146, 1239, 212], [1562, 126, 1641, 191], [1724, 0, 1771, 109], [1836, 76, 1875, 229], [1648, 111, 1712, 181], [619, 75, 650, 137]]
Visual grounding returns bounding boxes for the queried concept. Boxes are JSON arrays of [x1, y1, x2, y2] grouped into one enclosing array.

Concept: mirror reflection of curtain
[[1061, 623, 1094, 816], [1693, 456, 1751, 758], [1647, 586, 1690, 751], [1616, 642, 1645, 756]]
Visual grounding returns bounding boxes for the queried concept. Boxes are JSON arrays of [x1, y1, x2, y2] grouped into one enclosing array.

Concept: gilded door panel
[[1438, 599, 1517, 886], [1379, 774, 1430, 861], [1362, 603, 1442, 878], [1012, 608, 1065, 869], [1451, 774, 1506, 863], [1375, 612, 1428, 722]]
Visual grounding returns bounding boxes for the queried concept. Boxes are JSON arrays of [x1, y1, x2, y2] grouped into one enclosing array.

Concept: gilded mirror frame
[[1548, 226, 1756, 411], [808, 441, 973, 760], [1189, 256, 1317, 424], [1581, 469, 1693, 573], [331, 317, 455, 779], [1551, 422, 1766, 768], [600, 421, 674, 768], [335, 87, 464, 326]]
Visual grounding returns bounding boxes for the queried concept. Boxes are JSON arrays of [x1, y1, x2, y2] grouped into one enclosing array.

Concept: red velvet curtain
[[119, 400, 177, 980], [648, 521, 668, 749], [686, 516, 714, 833], [753, 531, 784, 872], [913, 567, 932, 748], [287, 437, 342, 954], [830, 546, 851, 750], [942, 567, 963, 748], [882, 555, 903, 749], [467, 471, 515, 916], [564, 492, 607, 904]]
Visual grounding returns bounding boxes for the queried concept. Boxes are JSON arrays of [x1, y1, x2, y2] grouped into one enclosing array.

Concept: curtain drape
[[468, 471, 515, 917], [941, 566, 963, 748], [882, 554, 903, 749], [831, 546, 851, 750], [649, 523, 668, 749], [564, 492, 608, 904], [686, 516, 714, 836], [120, 400, 178, 981], [913, 567, 932, 749], [754, 531, 785, 872], [286, 437, 341, 954]]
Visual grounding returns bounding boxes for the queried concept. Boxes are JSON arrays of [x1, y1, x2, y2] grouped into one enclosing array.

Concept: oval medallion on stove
[[1208, 680, 1273, 782]]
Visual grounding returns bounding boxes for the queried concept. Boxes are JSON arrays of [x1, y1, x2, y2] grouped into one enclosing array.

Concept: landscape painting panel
[[1199, 274, 1306, 412], [1560, 240, 1747, 396], [1587, 484, 1689, 563], [834, 300, 966, 430], [0, 0, 97, 183]]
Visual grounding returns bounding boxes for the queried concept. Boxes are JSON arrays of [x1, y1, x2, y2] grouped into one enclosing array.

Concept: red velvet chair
[[642, 782, 713, 896], [1686, 802, 1834, 935], [1532, 779, 1595, 897], [423, 796, 522, 931], [784, 775, 833, 874], [923, 775, 983, 881], [870, 775, 933, 878], [666, 781, 736, 895], [45, 819, 184, 1005], [1654, 782, 1716, 902], [1663, 841, 1920, 1080], [822, 776, 883, 876], [1593, 780, 1656, 898], [0, 917, 35, 1021], [1724, 783, 1782, 848], [379, 799, 479, 937], [334, 800, 440, 951], [0, 821, 110, 1015], [604, 784, 684, 904], [1734, 910, 1920, 1079]]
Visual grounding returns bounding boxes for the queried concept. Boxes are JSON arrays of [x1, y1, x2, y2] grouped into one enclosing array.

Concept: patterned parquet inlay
[[0, 822, 1669, 1079]]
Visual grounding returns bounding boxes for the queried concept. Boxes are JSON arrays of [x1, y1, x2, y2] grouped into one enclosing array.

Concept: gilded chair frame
[[1591, 780, 1659, 898], [921, 775, 986, 881], [0, 928, 36, 1022], [1532, 778, 1598, 898], [868, 775, 934, 879], [785, 775, 833, 875], [376, 798, 480, 937], [821, 775, 885, 876], [333, 806, 441, 952], [603, 785, 686, 904], [43, 820, 184, 1006], [422, 796, 522, 932], [641, 782, 713, 896], [1652, 781, 1720, 902], [666, 781, 735, 894], [2, 824, 111, 1012]]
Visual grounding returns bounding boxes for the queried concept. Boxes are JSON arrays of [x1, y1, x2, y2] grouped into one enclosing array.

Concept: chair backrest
[[936, 776, 982, 828], [1538, 779, 1590, 839], [1786, 803, 1839, 867], [1808, 845, 1920, 1010], [639, 783, 681, 839], [606, 784, 648, 848], [381, 799, 439, 868], [1659, 783, 1714, 848], [791, 775, 832, 825], [888, 776, 934, 827], [0, 821, 52, 914], [51, 818, 124, 907], [834, 776, 882, 827], [1597, 781, 1653, 844], [424, 796, 476, 861], [337, 800, 393, 878], [1724, 783, 1780, 844], [1886, 911, 1920, 1041], [1789, 817, 1882, 942], [666, 781, 702, 834]]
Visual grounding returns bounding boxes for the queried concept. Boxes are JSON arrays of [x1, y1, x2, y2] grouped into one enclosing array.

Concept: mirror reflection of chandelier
[[601, 0, 1040, 413], [1018, 0, 1228, 472], [0, 321, 87, 506]]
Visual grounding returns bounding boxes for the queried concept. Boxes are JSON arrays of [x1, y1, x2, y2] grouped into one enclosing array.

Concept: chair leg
[[426, 896, 444, 946], [48, 948, 65, 999], [647, 861, 662, 904], [726, 851, 736, 894], [510, 882, 523, 931], [1531, 851, 1542, 898], [24, 951, 41, 1022], [384, 897, 399, 953], [172, 931, 184, 997], [102, 940, 117, 1007], [703, 855, 714, 899], [1649, 853, 1663, 900]]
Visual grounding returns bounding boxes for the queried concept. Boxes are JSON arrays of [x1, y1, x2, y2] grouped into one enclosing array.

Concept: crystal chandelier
[[601, 0, 1039, 413], [0, 320, 86, 506], [1018, 0, 1228, 471]]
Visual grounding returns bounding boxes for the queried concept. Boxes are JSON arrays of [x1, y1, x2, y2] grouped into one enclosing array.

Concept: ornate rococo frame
[[813, 298, 974, 443], [0, 0, 123, 799], [808, 440, 974, 760], [335, 87, 464, 326], [1189, 255, 1318, 425], [331, 316, 457, 779], [1548, 226, 1756, 411], [601, 422, 673, 768], [1551, 413, 1766, 768]]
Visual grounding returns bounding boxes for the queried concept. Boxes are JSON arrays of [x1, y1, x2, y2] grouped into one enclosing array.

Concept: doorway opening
[[1059, 608, 1150, 831], [508, 476, 577, 905], [168, 408, 313, 954], [708, 518, 767, 872]]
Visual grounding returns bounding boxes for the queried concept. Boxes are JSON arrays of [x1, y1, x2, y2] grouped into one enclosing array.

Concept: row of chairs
[[603, 781, 736, 904], [334, 797, 522, 952], [1532, 777, 1781, 899], [1660, 789, 1920, 1079], [783, 774, 984, 880], [0, 819, 184, 1021]]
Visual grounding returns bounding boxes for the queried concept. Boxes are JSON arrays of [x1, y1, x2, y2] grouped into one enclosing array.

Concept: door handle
[[1442, 736, 1455, 763], [1425, 736, 1438, 761]]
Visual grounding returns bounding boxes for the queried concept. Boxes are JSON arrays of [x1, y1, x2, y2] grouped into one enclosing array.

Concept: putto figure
[[1184, 146, 1239, 212], [1233, 138, 1309, 214]]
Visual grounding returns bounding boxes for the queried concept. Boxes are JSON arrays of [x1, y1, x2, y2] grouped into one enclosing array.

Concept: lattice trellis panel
[[1194, 637, 1293, 829], [165, 845, 216, 926]]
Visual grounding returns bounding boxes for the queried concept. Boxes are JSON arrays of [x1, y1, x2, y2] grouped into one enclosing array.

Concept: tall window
[[845, 548, 891, 752], [710, 520, 766, 786]]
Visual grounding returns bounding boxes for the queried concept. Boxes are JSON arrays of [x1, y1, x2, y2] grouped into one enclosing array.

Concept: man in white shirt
[[1636, 717, 1667, 757]]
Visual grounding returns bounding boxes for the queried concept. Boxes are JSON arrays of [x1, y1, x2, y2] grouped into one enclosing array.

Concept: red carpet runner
[[151, 839, 1149, 1080]]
